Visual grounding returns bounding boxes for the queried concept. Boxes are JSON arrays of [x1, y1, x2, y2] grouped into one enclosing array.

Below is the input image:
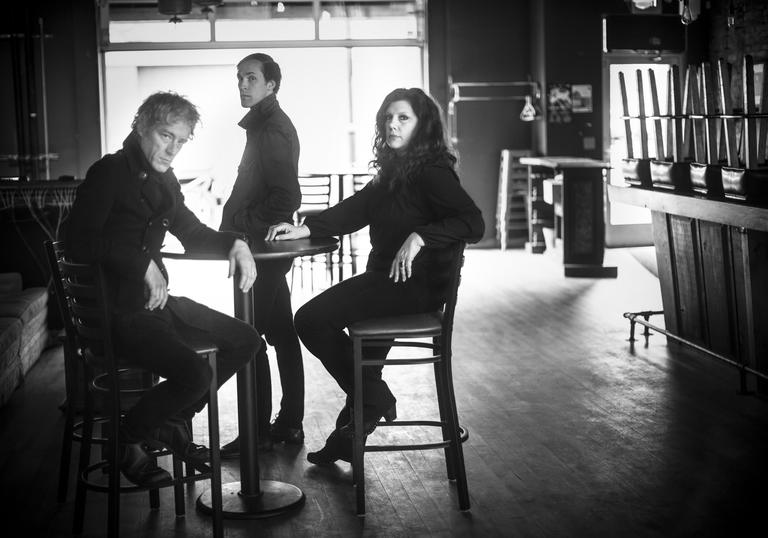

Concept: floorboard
[[1, 247, 767, 537]]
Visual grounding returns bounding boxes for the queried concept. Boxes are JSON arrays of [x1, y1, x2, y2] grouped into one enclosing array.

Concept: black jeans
[[294, 271, 441, 422], [115, 296, 265, 441], [252, 258, 304, 429]]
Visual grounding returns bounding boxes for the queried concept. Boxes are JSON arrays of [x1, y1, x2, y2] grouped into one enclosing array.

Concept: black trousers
[[252, 258, 304, 429], [294, 270, 441, 422], [115, 296, 265, 441]]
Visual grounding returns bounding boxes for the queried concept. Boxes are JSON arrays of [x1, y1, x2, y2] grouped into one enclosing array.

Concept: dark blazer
[[64, 132, 238, 313], [219, 93, 301, 238]]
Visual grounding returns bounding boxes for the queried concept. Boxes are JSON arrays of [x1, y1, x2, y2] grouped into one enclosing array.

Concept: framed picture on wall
[[571, 84, 593, 113], [547, 83, 572, 123]]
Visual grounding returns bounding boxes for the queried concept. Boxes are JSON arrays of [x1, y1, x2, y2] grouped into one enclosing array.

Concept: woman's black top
[[304, 163, 484, 296]]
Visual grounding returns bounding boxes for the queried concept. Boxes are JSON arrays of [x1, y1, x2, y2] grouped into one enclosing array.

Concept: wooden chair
[[348, 241, 470, 515], [49, 242, 224, 537], [47, 240, 159, 506], [292, 174, 334, 290]]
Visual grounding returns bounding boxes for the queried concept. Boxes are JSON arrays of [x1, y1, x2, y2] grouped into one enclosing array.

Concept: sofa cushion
[[0, 317, 22, 366], [19, 307, 49, 375], [0, 287, 48, 325]]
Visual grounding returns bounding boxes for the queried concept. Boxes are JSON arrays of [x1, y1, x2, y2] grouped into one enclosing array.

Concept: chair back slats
[[296, 174, 333, 221], [45, 241, 79, 344], [51, 248, 117, 368]]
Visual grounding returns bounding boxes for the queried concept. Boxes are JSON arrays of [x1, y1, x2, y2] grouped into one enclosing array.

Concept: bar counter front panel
[[608, 184, 768, 392]]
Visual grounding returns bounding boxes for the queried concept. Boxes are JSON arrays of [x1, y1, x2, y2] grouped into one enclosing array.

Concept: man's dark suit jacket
[[219, 93, 301, 238], [64, 132, 239, 315]]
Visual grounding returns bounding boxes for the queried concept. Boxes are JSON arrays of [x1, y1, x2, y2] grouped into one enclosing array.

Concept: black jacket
[[64, 132, 238, 313], [305, 163, 484, 296], [219, 93, 301, 237]]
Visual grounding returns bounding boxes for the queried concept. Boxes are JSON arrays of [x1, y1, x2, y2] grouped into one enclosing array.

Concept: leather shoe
[[119, 441, 171, 487], [306, 429, 352, 465], [147, 418, 210, 470], [220, 435, 273, 460], [339, 402, 397, 437], [270, 421, 304, 444]]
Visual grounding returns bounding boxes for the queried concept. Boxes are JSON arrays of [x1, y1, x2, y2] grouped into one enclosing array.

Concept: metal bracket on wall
[[447, 80, 542, 143]]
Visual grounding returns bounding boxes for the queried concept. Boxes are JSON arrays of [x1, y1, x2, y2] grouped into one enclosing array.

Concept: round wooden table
[[165, 236, 338, 519]]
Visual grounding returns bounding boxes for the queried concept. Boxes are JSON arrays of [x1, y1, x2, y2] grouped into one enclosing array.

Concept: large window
[[101, 1, 425, 226]]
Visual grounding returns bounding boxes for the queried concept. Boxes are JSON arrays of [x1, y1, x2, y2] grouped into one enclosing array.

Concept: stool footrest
[[80, 456, 214, 494], [364, 424, 469, 453]]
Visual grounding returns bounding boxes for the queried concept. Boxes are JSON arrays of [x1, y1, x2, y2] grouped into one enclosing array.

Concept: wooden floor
[[2, 247, 768, 537]]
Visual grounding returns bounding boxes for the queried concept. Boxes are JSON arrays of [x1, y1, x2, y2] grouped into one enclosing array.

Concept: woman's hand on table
[[228, 238, 257, 292], [389, 232, 425, 283], [265, 222, 310, 241]]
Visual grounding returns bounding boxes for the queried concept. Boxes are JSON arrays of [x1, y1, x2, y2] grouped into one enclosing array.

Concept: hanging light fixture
[[727, 1, 736, 28], [520, 95, 538, 122], [630, 0, 657, 10], [195, 1, 221, 15], [159, 0, 192, 23], [679, 0, 701, 25]]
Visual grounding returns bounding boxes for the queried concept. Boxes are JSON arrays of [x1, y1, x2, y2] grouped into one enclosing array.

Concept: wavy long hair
[[371, 88, 456, 190]]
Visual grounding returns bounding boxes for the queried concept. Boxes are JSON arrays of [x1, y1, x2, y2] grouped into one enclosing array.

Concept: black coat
[[64, 132, 238, 313], [219, 93, 301, 238]]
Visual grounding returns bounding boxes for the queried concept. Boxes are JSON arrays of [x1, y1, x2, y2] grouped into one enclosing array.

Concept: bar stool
[[348, 241, 470, 516], [53, 248, 224, 537], [46, 240, 158, 505], [292, 174, 334, 290]]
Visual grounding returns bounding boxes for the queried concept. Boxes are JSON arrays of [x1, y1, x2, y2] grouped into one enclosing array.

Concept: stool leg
[[172, 456, 185, 515], [207, 351, 224, 538], [58, 350, 77, 502], [352, 337, 366, 516], [433, 359, 457, 481], [72, 380, 94, 535], [107, 386, 122, 536], [185, 419, 196, 478], [149, 486, 160, 510], [440, 357, 470, 511]]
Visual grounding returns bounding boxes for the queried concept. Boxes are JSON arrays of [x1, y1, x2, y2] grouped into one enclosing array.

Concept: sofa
[[0, 272, 49, 407]]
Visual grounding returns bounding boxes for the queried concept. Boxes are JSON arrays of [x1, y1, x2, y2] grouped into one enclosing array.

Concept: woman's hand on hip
[[389, 232, 425, 283], [265, 222, 310, 241]]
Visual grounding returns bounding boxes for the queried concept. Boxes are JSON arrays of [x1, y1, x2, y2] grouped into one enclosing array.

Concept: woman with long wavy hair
[[266, 87, 485, 464]]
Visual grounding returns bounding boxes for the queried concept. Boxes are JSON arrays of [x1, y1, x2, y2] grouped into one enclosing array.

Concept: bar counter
[[608, 184, 768, 393]]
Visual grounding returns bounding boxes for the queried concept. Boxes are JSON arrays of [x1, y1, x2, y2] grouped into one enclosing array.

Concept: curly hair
[[371, 88, 456, 190], [131, 91, 201, 136]]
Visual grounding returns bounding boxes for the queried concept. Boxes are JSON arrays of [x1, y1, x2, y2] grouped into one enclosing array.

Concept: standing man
[[64, 91, 264, 486], [219, 53, 304, 457]]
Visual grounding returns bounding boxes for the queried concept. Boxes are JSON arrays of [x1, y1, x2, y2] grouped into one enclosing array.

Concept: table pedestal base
[[197, 480, 305, 519], [564, 264, 618, 278]]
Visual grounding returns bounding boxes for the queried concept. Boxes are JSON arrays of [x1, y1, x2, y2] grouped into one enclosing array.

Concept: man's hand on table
[[228, 238, 257, 292]]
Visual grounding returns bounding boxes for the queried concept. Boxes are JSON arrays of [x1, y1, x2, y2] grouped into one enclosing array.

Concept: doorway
[[602, 53, 683, 247]]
